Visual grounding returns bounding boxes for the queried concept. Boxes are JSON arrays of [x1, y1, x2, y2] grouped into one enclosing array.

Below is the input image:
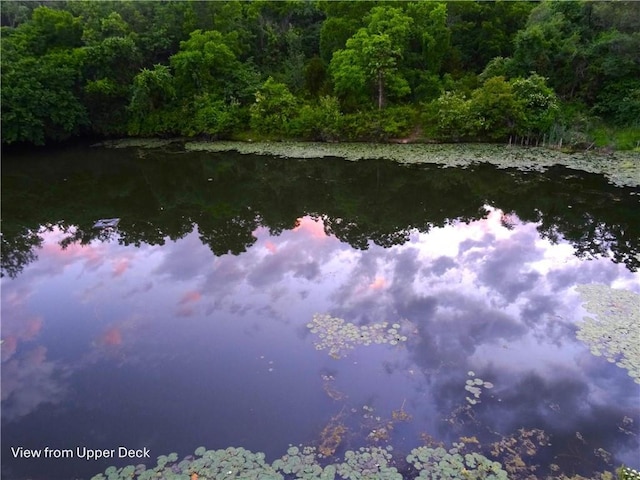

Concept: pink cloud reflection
[[111, 257, 130, 277], [369, 276, 388, 291], [293, 217, 327, 239]]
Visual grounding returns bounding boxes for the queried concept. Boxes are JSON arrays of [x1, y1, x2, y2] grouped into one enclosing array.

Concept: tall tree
[[330, 6, 412, 110]]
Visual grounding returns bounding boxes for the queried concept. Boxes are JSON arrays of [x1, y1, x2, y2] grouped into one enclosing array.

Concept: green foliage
[[12, 6, 83, 55], [0, 0, 637, 147], [590, 126, 640, 151], [290, 96, 342, 141], [189, 95, 244, 138], [510, 74, 559, 137], [305, 55, 328, 97], [423, 91, 473, 142], [170, 29, 238, 98], [469, 76, 523, 141], [127, 64, 177, 136], [1, 49, 88, 145], [250, 77, 299, 136], [340, 106, 416, 141], [330, 6, 413, 110], [407, 446, 508, 479], [618, 466, 640, 480], [403, 0, 451, 102]]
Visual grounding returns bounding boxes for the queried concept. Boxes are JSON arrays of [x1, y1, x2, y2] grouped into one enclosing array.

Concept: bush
[[423, 91, 473, 142], [249, 77, 298, 136], [511, 74, 560, 140], [289, 96, 342, 141], [339, 106, 417, 141], [189, 95, 244, 138], [469, 76, 524, 141]]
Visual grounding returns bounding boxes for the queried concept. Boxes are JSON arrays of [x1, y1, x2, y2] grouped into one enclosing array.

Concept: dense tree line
[[2, 1, 639, 147]]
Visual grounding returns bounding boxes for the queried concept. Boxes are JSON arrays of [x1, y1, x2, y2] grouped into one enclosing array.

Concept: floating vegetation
[[359, 406, 394, 445], [317, 408, 349, 458], [617, 416, 635, 436], [307, 314, 407, 359], [272, 445, 335, 479], [619, 466, 640, 480], [489, 428, 550, 478], [95, 137, 185, 149], [338, 446, 402, 480], [464, 371, 494, 405], [575, 284, 640, 383], [91, 447, 280, 480], [391, 399, 412, 423], [406, 445, 508, 479], [184, 141, 640, 188], [321, 374, 345, 401], [91, 445, 406, 480]]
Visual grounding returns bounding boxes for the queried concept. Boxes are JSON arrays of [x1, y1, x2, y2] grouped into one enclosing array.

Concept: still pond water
[[1, 144, 639, 479]]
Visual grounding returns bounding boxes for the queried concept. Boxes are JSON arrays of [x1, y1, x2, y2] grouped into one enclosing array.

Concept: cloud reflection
[[2, 208, 638, 468]]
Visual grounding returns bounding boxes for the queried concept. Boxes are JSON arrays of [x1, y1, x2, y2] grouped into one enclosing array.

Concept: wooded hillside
[[2, 1, 639, 148]]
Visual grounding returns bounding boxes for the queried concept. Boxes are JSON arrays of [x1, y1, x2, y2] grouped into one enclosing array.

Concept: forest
[[1, 0, 639, 149]]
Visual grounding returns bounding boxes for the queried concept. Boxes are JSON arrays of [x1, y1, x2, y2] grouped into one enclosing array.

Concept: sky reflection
[[1, 206, 639, 478]]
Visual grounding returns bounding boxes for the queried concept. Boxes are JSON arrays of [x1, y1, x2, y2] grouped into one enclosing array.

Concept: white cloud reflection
[[1, 207, 638, 468]]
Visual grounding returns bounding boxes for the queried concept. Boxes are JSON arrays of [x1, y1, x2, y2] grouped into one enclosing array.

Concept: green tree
[[127, 64, 177, 136], [10, 6, 83, 55], [250, 77, 298, 135], [511, 74, 559, 139], [330, 6, 412, 110], [401, 2, 450, 102], [290, 95, 342, 141], [1, 8, 88, 147], [469, 76, 524, 141], [425, 91, 473, 142], [170, 29, 238, 98]]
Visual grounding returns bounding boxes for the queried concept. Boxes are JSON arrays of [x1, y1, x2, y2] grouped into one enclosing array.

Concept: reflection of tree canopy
[[2, 146, 639, 277]]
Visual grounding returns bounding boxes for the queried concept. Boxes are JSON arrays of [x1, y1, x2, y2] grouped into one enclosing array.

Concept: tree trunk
[[378, 70, 384, 110]]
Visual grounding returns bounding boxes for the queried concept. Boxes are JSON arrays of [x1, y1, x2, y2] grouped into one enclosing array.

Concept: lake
[[1, 143, 639, 480]]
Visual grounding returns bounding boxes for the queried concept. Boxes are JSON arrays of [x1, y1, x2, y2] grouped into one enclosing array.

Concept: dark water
[[1, 145, 639, 480]]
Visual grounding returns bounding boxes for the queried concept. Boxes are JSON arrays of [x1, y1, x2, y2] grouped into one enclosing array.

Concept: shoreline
[[95, 138, 640, 189]]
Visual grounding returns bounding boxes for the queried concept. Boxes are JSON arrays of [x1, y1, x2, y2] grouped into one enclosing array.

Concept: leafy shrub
[[469, 76, 524, 141], [189, 95, 243, 138], [339, 106, 416, 141], [423, 91, 473, 141], [249, 77, 298, 136], [289, 96, 342, 141]]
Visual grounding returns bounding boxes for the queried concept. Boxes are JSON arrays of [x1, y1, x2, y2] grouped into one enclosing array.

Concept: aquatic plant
[[464, 371, 494, 405], [337, 446, 402, 480], [406, 445, 508, 480], [575, 284, 640, 383], [489, 428, 549, 477], [91, 447, 283, 480], [307, 314, 407, 359], [272, 445, 335, 479], [391, 399, 412, 422], [319, 420, 348, 457], [183, 141, 640, 188], [619, 466, 640, 480]]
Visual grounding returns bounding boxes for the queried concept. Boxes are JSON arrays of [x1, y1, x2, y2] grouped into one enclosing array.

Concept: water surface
[[2, 145, 639, 479]]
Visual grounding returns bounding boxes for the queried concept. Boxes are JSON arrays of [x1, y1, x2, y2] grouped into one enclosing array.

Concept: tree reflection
[[2, 147, 639, 278]]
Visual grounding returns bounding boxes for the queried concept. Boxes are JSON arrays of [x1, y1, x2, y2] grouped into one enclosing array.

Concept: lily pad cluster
[[465, 371, 494, 405], [183, 141, 640, 188], [272, 445, 336, 479], [93, 444, 511, 480], [307, 314, 407, 359], [575, 284, 640, 384], [406, 446, 508, 480], [91, 447, 279, 480], [337, 447, 401, 480]]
